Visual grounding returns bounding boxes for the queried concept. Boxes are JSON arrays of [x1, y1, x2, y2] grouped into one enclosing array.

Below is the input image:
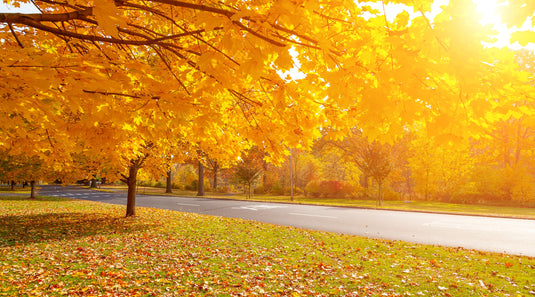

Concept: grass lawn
[[0, 185, 31, 194], [102, 184, 535, 220], [1, 196, 534, 296]]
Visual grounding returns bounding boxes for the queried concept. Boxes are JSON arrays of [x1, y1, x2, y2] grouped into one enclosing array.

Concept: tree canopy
[[1, 0, 535, 215]]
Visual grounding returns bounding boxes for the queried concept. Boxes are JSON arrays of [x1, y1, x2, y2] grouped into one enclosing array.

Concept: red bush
[[305, 179, 354, 198]]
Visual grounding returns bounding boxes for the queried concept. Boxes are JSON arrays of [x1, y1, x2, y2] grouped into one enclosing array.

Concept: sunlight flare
[[473, 0, 505, 26]]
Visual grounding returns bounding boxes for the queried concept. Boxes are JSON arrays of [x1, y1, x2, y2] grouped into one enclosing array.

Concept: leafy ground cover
[[102, 185, 535, 220], [1, 196, 535, 296]]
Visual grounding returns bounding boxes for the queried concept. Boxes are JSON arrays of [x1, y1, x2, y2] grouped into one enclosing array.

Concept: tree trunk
[[165, 170, 172, 193], [515, 124, 525, 166], [262, 162, 267, 186], [425, 168, 429, 201], [29, 181, 36, 199], [126, 164, 139, 217], [10, 180, 15, 191], [504, 132, 510, 167], [377, 180, 383, 207], [90, 178, 97, 188], [213, 161, 218, 191], [197, 161, 205, 196], [289, 148, 294, 201]]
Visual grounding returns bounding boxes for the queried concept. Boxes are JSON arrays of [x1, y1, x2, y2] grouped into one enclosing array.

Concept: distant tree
[[205, 159, 220, 191], [0, 150, 47, 199], [232, 148, 264, 199], [409, 133, 474, 202], [293, 151, 321, 193], [321, 129, 392, 206]]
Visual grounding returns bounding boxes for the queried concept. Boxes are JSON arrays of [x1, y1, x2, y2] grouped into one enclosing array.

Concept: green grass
[[101, 185, 535, 220], [1, 196, 534, 296], [0, 185, 31, 194]]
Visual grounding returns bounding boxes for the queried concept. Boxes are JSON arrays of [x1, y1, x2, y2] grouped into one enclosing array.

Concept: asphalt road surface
[[38, 185, 535, 257]]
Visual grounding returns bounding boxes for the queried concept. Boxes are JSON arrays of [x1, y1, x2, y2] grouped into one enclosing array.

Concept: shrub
[[138, 180, 153, 187], [320, 180, 342, 197], [270, 182, 284, 195], [203, 180, 212, 192], [216, 186, 229, 193], [185, 180, 198, 191], [306, 180, 354, 198], [338, 181, 354, 198], [305, 179, 323, 197], [293, 187, 304, 196], [383, 188, 402, 201], [254, 185, 266, 194]]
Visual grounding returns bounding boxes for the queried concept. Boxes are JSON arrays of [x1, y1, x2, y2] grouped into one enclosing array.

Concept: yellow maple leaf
[[93, 0, 127, 38], [276, 48, 294, 70]]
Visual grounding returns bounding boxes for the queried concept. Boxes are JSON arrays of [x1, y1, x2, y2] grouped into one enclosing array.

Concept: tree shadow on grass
[[0, 212, 157, 247], [0, 196, 72, 201]]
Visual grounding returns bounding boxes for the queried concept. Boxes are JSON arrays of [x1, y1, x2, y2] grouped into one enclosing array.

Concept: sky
[[1, 0, 532, 50], [0, 1, 39, 13]]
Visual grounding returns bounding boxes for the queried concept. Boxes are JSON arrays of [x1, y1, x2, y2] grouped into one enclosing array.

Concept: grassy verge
[[100, 185, 535, 220], [0, 186, 31, 194], [1, 196, 534, 296]]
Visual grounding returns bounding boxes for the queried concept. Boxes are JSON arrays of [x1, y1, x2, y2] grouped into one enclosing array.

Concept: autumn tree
[[319, 129, 392, 206], [409, 135, 474, 202], [292, 150, 321, 192], [232, 148, 264, 199], [0, 150, 52, 198], [2, 0, 535, 216], [206, 159, 219, 191]]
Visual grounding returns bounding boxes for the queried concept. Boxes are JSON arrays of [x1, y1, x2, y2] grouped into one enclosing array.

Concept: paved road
[[38, 185, 535, 257]]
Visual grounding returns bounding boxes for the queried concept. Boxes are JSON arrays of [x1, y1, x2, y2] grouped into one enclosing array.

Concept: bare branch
[[8, 23, 24, 48]]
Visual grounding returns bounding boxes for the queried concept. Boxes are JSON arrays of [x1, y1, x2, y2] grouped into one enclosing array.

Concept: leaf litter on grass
[[0, 196, 534, 296]]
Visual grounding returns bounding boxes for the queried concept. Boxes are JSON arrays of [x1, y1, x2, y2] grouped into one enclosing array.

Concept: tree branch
[[0, 8, 92, 22], [151, 45, 191, 95], [2, 12, 208, 46], [8, 23, 24, 48], [83, 89, 160, 100]]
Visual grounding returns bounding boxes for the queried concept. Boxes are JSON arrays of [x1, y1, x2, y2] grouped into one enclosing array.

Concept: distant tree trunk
[[213, 161, 218, 191], [360, 174, 369, 198], [376, 180, 383, 207], [262, 162, 267, 186], [165, 170, 172, 193], [289, 148, 294, 201], [425, 168, 429, 201], [197, 161, 205, 196], [90, 178, 97, 188], [10, 180, 15, 191], [504, 132, 510, 167], [245, 182, 251, 199], [29, 181, 36, 199]]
